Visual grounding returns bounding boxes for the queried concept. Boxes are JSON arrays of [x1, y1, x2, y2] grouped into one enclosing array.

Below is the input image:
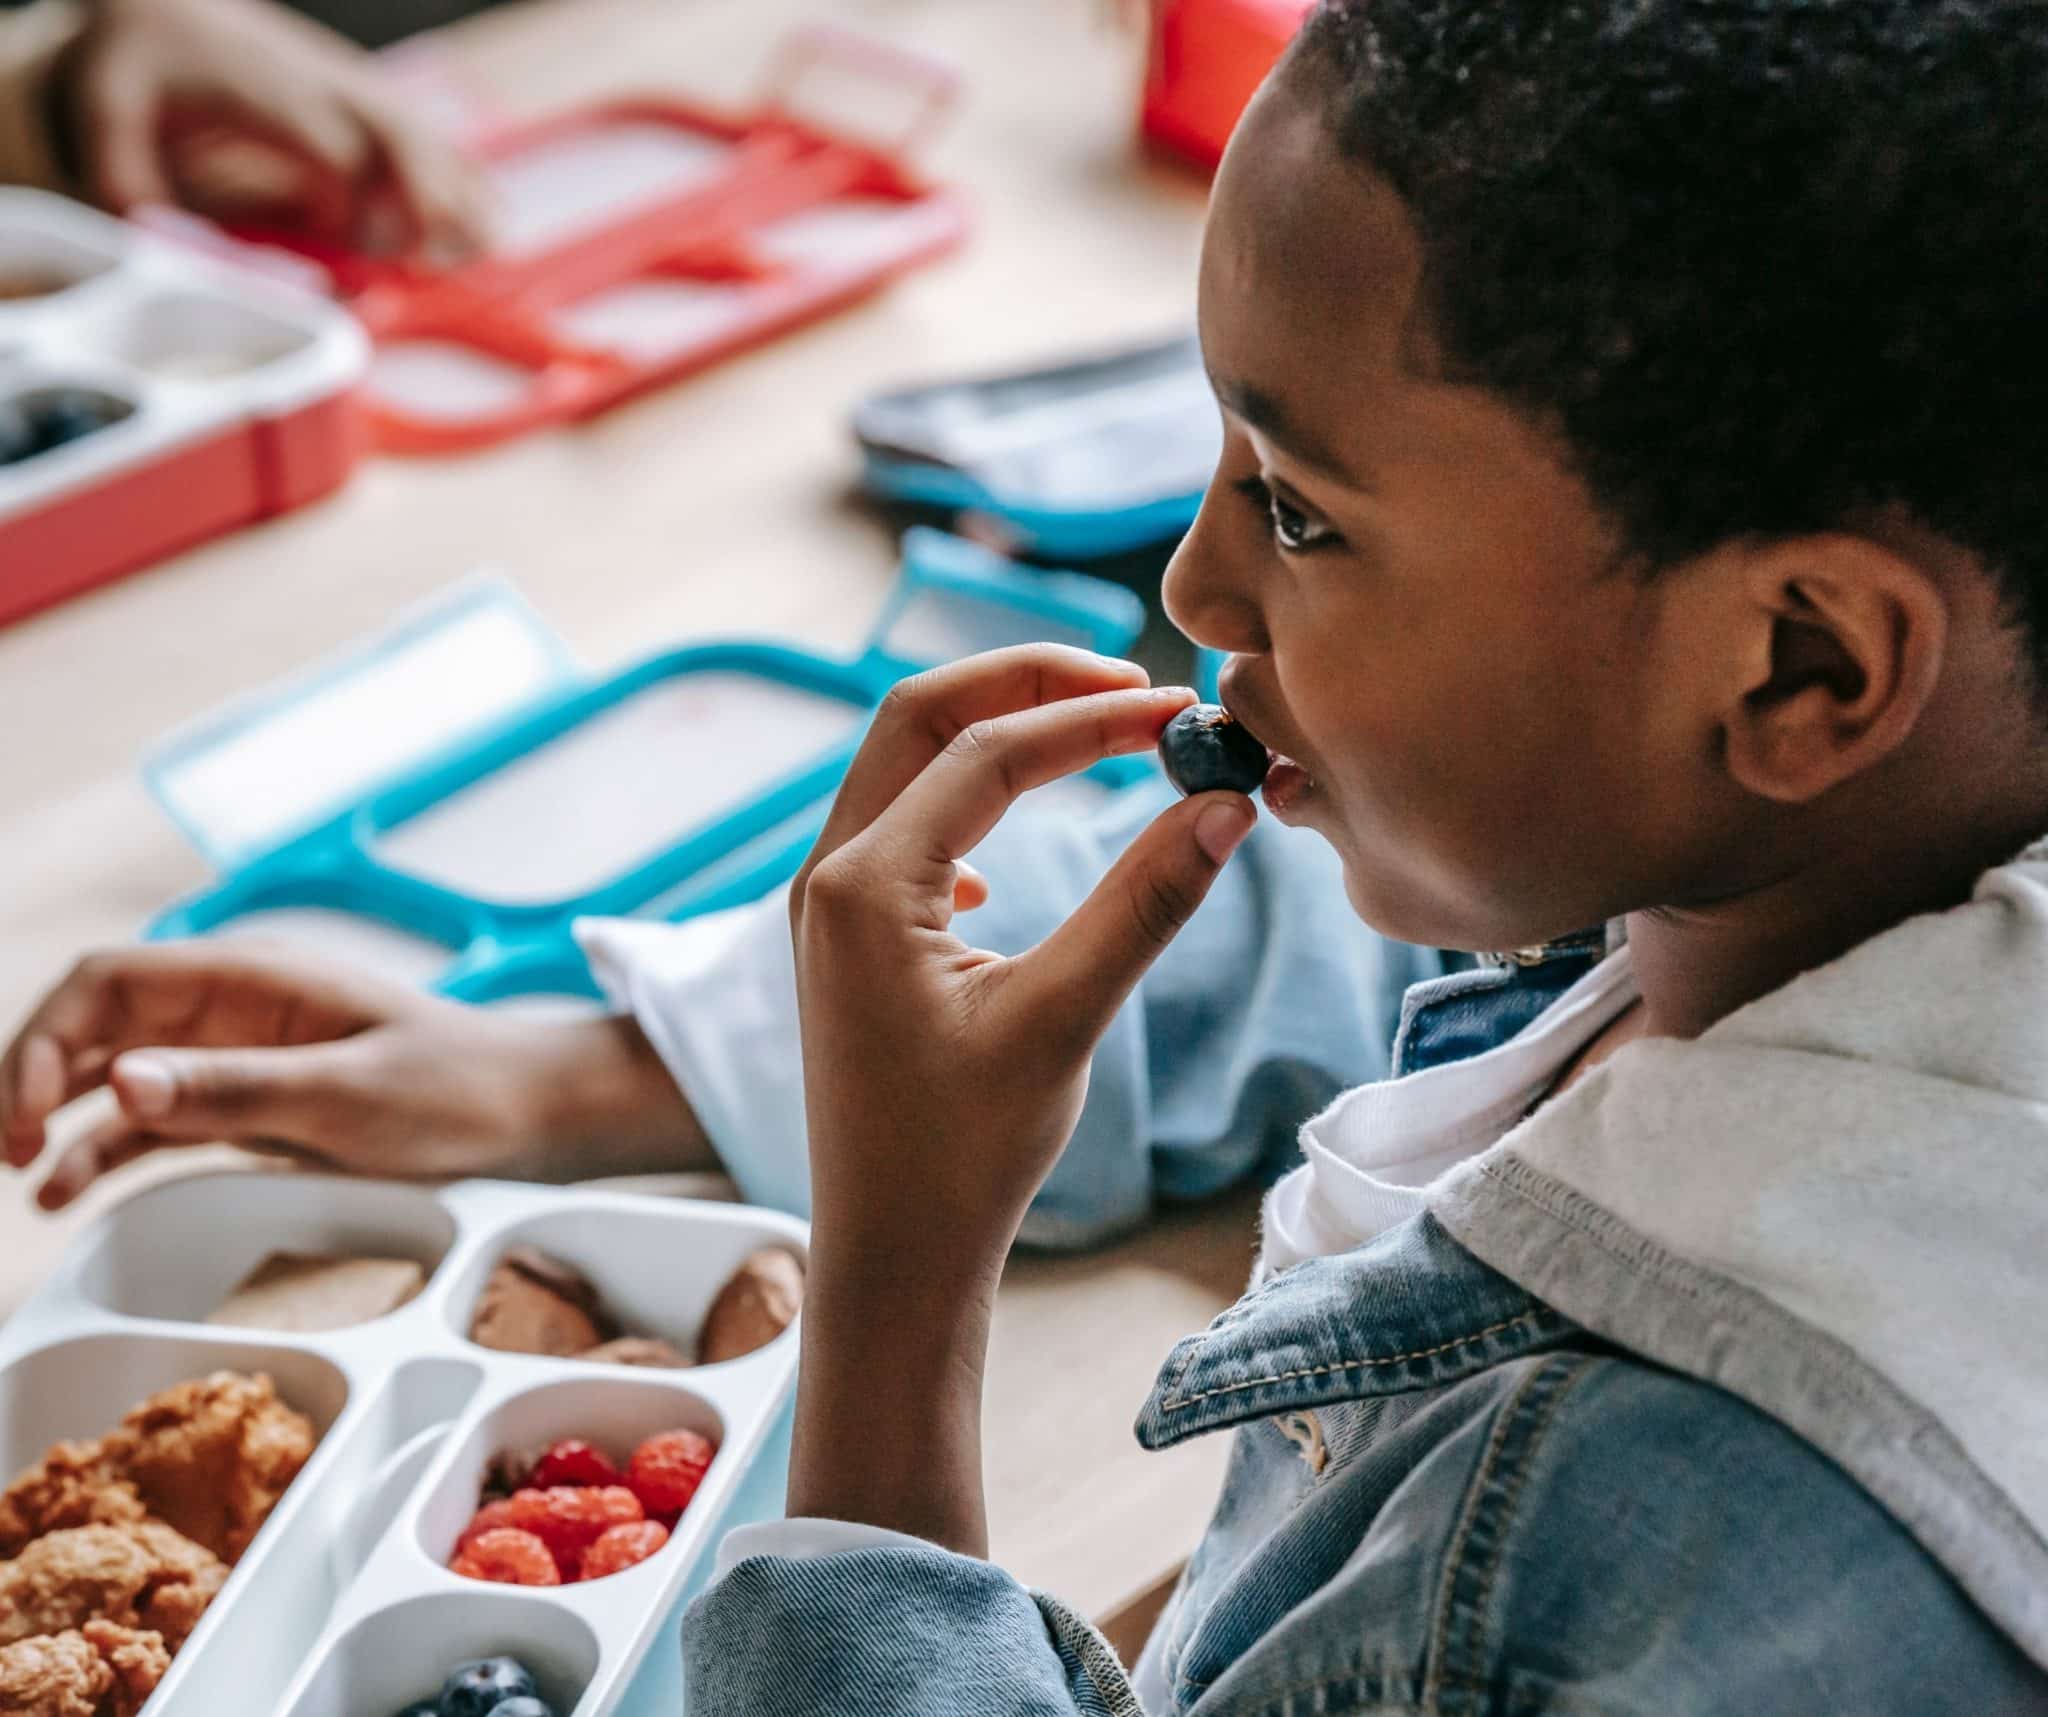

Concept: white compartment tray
[[0, 189, 366, 520], [0, 1173, 807, 1717]]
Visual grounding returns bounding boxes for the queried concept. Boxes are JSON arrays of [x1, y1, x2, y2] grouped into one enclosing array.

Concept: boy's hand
[[1, 943, 706, 1210], [784, 646, 1255, 1551], [57, 0, 489, 255]]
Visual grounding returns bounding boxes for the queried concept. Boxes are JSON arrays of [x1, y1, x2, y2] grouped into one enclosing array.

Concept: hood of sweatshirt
[[1431, 838, 2048, 1668]]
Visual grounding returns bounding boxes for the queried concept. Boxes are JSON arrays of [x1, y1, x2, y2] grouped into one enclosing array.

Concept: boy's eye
[[1233, 474, 1338, 553]]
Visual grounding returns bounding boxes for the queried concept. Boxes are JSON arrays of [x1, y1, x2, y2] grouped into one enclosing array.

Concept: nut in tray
[[0, 1173, 806, 1716]]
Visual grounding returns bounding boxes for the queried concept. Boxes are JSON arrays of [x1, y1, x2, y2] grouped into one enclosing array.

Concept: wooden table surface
[[0, 0, 1252, 1622]]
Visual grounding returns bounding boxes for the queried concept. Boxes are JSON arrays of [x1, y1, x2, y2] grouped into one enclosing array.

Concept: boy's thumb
[[1017, 790, 1255, 1041], [109, 1044, 358, 1145]]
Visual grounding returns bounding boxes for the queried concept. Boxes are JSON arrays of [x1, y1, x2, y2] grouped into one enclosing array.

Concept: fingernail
[[1195, 799, 1254, 864], [116, 1055, 176, 1120]]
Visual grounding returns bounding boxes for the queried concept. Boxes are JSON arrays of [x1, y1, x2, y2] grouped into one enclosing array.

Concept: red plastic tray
[[224, 28, 971, 456]]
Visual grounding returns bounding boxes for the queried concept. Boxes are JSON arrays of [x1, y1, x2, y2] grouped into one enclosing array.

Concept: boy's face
[[1167, 70, 1733, 951]]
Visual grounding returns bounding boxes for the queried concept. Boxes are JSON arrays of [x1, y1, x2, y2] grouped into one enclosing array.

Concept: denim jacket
[[684, 905, 2048, 1712], [683, 927, 2048, 1715]]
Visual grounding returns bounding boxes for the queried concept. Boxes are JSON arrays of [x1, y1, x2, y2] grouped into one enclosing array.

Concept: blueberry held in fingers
[[1158, 704, 1268, 797]]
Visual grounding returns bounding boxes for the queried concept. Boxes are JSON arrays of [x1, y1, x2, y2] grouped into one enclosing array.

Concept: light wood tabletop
[[0, 0, 1251, 1622]]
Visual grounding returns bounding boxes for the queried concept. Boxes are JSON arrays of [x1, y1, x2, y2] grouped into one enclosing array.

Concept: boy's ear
[[1719, 535, 1948, 804]]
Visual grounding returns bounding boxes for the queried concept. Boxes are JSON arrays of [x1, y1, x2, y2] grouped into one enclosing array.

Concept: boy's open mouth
[[1260, 750, 1313, 815], [1221, 701, 1315, 817]]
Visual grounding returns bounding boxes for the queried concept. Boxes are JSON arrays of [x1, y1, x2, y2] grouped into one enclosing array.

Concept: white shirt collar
[[1261, 949, 1639, 1274]]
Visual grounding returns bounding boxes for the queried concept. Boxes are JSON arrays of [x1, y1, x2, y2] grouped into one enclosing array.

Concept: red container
[[0, 27, 969, 631], [226, 28, 970, 457], [1142, 0, 1314, 172], [0, 189, 368, 630]]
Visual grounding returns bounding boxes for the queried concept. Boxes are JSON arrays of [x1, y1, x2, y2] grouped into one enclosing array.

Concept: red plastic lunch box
[[228, 27, 969, 457], [0, 28, 968, 629], [1142, 0, 1314, 172]]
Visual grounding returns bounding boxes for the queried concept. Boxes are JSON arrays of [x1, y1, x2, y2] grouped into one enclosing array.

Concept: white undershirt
[[1261, 948, 1639, 1273], [714, 948, 1640, 1577]]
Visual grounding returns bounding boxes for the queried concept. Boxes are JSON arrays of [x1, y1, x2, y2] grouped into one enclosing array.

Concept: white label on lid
[[372, 673, 863, 904], [148, 579, 577, 863]]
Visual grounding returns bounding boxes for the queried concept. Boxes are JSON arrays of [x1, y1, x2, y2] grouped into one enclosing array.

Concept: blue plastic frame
[[861, 455, 1205, 561], [146, 529, 1157, 1006]]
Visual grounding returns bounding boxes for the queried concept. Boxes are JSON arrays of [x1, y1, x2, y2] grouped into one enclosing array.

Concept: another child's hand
[[784, 647, 1254, 1550], [0, 942, 703, 1208], [57, 0, 489, 256]]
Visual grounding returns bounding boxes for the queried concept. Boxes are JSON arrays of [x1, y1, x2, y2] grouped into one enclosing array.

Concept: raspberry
[[502, 1485, 643, 1578], [577, 1519, 670, 1581], [453, 1497, 522, 1555], [626, 1430, 716, 1523], [450, 1527, 561, 1587], [530, 1438, 624, 1489]]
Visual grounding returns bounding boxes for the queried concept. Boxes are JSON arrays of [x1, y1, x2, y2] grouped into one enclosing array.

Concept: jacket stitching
[[1454, 1357, 1593, 1684], [1422, 1369, 1531, 1711], [1215, 1664, 1612, 1715], [1160, 1309, 1555, 1413], [1423, 1354, 1595, 1714], [1034, 1591, 1146, 1716]]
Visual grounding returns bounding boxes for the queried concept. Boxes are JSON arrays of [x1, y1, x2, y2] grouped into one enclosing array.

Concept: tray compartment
[[417, 1372, 726, 1572], [750, 183, 959, 276], [546, 272, 759, 363], [0, 382, 138, 471], [0, 211, 124, 305], [0, 1333, 347, 1715], [485, 118, 744, 259], [0, 1330, 348, 1475], [366, 336, 553, 423], [448, 1202, 807, 1368], [150, 1356, 483, 1717], [277, 1590, 598, 1717], [70, 1174, 456, 1328], [91, 287, 319, 383]]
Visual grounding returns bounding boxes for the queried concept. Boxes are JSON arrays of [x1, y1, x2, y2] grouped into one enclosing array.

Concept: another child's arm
[[0, 0, 484, 253], [0, 942, 710, 1207]]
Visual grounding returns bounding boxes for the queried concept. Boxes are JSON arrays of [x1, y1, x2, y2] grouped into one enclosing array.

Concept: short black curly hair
[[1295, 0, 2048, 699]]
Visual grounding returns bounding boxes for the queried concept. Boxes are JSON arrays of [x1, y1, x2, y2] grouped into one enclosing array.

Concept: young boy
[[681, 1, 2048, 1711]]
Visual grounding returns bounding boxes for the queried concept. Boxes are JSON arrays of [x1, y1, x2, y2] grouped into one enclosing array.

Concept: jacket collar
[[1133, 1213, 1579, 1450]]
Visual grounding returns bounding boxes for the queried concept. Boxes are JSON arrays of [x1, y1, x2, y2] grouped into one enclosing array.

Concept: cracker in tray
[[208, 1252, 426, 1335]]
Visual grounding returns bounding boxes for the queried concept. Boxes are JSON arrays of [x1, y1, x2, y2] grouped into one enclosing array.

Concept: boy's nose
[[1163, 495, 1270, 657]]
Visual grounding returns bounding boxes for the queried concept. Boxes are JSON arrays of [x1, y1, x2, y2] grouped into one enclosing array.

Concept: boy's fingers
[[804, 648, 1151, 879], [862, 686, 1196, 878], [953, 859, 990, 914], [1008, 791, 1254, 1044]]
